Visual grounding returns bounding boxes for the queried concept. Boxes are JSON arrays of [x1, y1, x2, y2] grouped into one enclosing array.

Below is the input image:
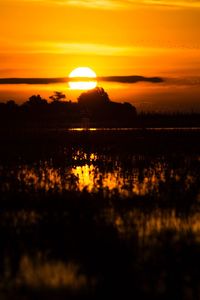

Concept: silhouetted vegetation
[[1, 87, 199, 130], [0, 129, 200, 299], [0, 88, 138, 129]]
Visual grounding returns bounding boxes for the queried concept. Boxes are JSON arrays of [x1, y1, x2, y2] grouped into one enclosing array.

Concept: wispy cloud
[[166, 76, 200, 86], [65, 0, 124, 9], [0, 41, 131, 55], [1, 40, 198, 56], [5, 0, 200, 9], [0, 40, 161, 56], [50, 0, 200, 9], [140, 0, 200, 8], [58, 43, 132, 56]]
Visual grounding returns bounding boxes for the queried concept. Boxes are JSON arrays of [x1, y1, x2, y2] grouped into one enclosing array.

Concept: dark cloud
[[0, 78, 67, 84], [0, 76, 164, 85], [99, 76, 164, 83]]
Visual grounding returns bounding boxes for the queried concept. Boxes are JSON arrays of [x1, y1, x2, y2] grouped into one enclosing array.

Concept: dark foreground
[[0, 128, 200, 300]]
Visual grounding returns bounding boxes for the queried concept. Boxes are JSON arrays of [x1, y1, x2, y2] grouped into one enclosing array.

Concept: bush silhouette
[[78, 87, 110, 107]]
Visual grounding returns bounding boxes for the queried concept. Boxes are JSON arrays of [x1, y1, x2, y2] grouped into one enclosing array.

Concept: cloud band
[[0, 76, 164, 85]]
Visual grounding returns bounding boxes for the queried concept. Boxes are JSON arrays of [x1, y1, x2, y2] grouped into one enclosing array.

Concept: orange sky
[[0, 0, 200, 110]]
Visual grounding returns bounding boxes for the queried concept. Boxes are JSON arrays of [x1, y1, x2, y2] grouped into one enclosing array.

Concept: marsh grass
[[0, 129, 200, 299]]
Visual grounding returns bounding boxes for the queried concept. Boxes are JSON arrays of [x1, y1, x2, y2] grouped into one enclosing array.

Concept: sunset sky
[[0, 0, 200, 111]]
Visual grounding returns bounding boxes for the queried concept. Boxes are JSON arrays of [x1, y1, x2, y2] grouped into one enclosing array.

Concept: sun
[[68, 67, 97, 90]]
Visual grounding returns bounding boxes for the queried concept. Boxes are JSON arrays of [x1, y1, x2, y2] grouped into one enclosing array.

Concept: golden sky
[[0, 0, 200, 110]]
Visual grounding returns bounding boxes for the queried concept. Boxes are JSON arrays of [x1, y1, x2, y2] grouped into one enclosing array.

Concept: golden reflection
[[72, 150, 97, 162], [18, 256, 88, 289], [72, 165, 97, 192], [16, 164, 77, 192], [13, 154, 196, 198], [69, 128, 97, 131], [71, 161, 167, 197], [111, 209, 200, 242]]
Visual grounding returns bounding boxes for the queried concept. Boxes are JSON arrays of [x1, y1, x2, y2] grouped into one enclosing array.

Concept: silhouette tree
[[26, 95, 47, 106], [49, 91, 66, 102], [6, 100, 18, 109], [77, 87, 137, 125], [78, 87, 110, 106]]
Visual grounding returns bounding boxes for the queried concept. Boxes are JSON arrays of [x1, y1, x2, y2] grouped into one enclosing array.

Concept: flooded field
[[0, 129, 200, 299]]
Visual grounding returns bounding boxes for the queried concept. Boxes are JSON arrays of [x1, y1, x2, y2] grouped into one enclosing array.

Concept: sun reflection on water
[[1, 151, 196, 199], [14, 162, 168, 197]]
